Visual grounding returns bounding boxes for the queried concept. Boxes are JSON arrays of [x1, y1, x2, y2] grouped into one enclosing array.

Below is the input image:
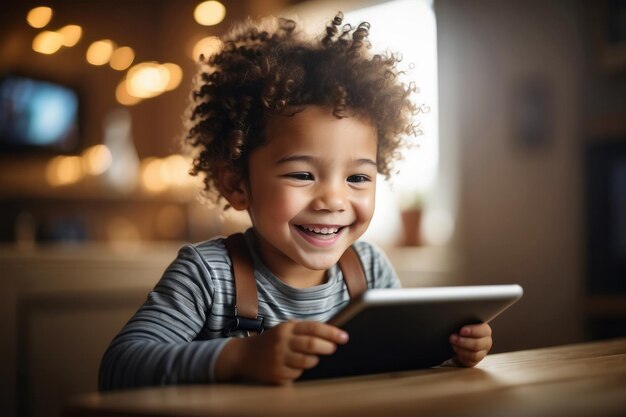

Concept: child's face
[[245, 106, 377, 279]]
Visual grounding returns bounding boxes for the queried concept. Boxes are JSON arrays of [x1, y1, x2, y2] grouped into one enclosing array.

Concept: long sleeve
[[98, 245, 230, 391]]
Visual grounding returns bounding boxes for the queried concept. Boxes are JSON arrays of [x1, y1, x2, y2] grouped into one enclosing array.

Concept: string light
[[115, 79, 142, 106], [110, 46, 135, 71], [57, 25, 83, 47], [32, 31, 64, 54], [194, 1, 226, 26], [191, 36, 222, 61], [162, 63, 183, 91], [86, 39, 115, 66], [27, 6, 53, 28], [27, 7, 190, 106], [126, 62, 169, 98]]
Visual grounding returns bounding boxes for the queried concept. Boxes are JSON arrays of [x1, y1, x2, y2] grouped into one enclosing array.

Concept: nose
[[311, 180, 346, 212]]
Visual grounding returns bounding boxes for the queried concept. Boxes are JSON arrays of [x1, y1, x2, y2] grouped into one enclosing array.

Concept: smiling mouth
[[295, 224, 346, 238]]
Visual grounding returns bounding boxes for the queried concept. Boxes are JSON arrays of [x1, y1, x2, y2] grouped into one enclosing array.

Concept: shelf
[[0, 157, 198, 203]]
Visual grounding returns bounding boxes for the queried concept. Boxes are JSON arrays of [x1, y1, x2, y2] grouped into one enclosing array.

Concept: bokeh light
[[193, 1, 226, 26], [82, 144, 113, 175], [86, 39, 115, 66], [110, 46, 135, 71], [32, 31, 64, 54], [115, 79, 142, 106], [191, 36, 222, 61], [161, 154, 190, 186], [141, 157, 168, 192], [162, 63, 183, 91], [126, 62, 169, 98], [46, 155, 85, 186], [139, 154, 193, 192], [27, 6, 53, 28], [57, 24, 82, 47]]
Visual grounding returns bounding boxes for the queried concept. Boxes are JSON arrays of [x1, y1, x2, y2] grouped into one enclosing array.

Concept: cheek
[[276, 188, 312, 218], [353, 188, 376, 221], [250, 182, 307, 223]]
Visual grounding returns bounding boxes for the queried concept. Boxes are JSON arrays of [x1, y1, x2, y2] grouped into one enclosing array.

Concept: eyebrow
[[355, 158, 378, 168], [275, 155, 377, 167], [275, 155, 315, 165]]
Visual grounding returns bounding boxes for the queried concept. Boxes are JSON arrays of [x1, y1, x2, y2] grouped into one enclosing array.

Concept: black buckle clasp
[[224, 307, 265, 337]]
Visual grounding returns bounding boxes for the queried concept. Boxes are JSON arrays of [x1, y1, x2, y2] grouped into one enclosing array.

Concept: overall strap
[[224, 232, 368, 335], [337, 246, 368, 300], [224, 233, 264, 335]]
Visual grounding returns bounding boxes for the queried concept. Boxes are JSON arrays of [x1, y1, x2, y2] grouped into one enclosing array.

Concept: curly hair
[[185, 12, 420, 203]]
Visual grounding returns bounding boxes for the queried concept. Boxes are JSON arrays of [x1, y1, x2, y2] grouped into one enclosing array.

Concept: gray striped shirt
[[99, 228, 400, 390]]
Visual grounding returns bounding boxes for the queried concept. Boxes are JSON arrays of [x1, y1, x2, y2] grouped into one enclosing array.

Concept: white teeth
[[302, 226, 339, 234]]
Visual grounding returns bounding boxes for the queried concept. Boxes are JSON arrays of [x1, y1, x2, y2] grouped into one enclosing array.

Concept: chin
[[295, 252, 343, 272]]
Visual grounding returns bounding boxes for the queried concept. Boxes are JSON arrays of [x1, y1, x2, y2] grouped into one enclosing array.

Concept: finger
[[453, 346, 487, 366], [293, 321, 349, 344], [450, 334, 492, 352], [452, 346, 485, 366], [285, 352, 320, 370], [269, 366, 302, 384], [458, 323, 492, 338], [290, 335, 338, 355]]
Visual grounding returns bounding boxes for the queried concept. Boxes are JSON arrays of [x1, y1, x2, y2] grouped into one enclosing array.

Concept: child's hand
[[449, 323, 492, 367], [217, 321, 348, 385]]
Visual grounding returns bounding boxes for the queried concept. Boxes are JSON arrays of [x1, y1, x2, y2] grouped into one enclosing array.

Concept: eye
[[286, 172, 314, 181], [347, 174, 371, 183]]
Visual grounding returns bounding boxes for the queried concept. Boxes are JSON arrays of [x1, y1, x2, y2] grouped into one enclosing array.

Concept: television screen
[[0, 74, 79, 153]]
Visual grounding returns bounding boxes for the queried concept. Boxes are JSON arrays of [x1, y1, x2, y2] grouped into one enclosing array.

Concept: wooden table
[[66, 338, 626, 417]]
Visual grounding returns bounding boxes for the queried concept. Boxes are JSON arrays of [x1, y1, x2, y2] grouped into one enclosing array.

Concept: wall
[[436, 0, 586, 351]]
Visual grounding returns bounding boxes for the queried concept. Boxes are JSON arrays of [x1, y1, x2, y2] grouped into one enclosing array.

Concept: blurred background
[[1, 0, 625, 416]]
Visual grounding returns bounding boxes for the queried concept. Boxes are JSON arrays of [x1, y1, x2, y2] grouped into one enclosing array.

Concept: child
[[99, 12, 492, 390]]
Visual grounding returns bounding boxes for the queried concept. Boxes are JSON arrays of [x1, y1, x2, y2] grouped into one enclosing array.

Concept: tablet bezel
[[329, 284, 524, 327]]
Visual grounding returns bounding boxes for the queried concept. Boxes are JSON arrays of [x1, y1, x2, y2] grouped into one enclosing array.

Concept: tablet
[[299, 284, 523, 381]]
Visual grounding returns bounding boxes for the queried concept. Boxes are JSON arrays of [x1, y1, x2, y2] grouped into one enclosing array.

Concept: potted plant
[[399, 192, 423, 246]]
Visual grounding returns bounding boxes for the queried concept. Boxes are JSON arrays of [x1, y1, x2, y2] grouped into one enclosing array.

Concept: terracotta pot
[[400, 208, 422, 246]]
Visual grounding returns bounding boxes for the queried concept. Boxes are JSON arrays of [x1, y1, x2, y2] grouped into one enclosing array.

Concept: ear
[[216, 166, 250, 210]]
